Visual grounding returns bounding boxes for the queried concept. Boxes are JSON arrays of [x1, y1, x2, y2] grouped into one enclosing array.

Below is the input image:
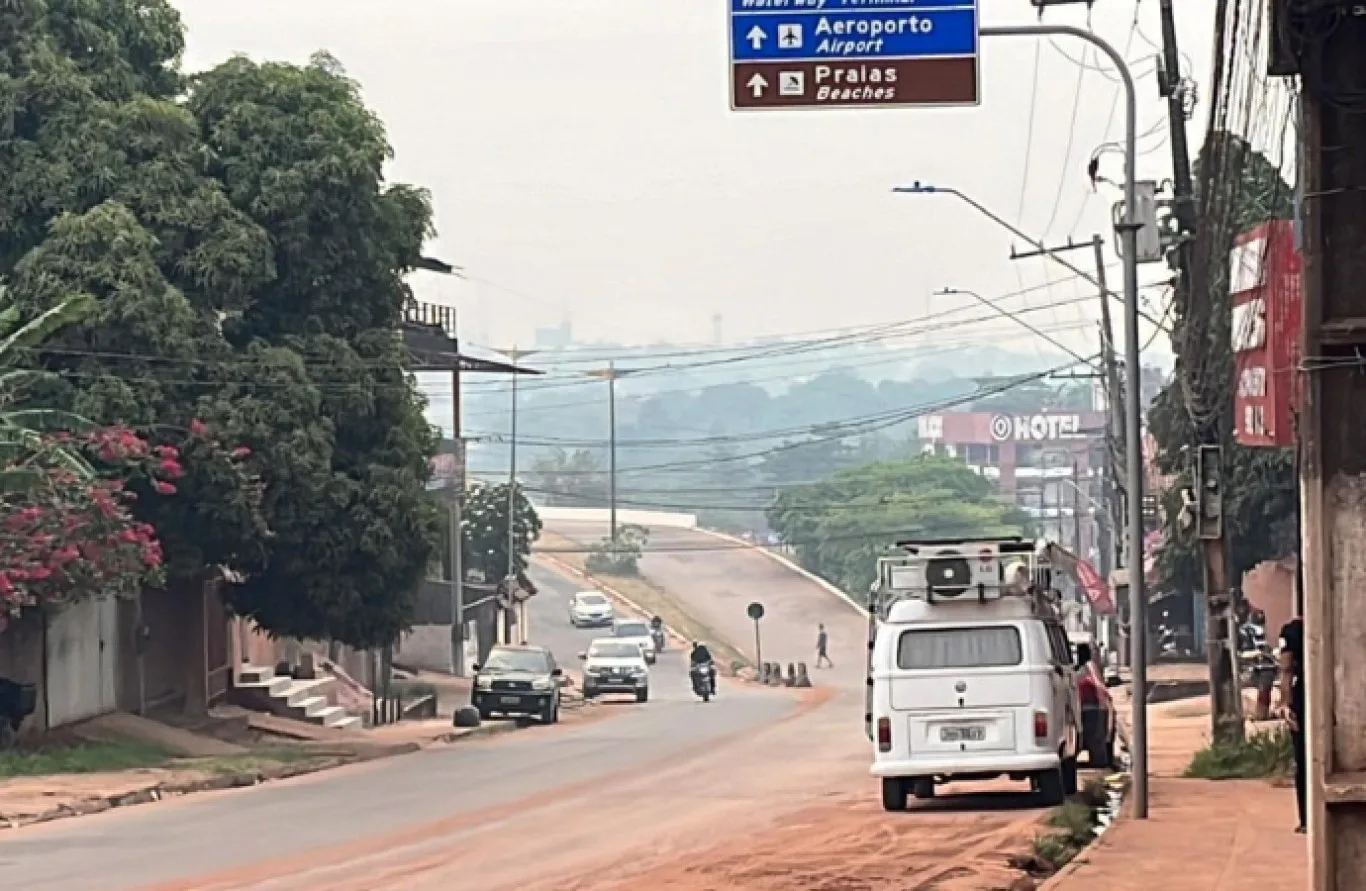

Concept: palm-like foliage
[[0, 290, 98, 493]]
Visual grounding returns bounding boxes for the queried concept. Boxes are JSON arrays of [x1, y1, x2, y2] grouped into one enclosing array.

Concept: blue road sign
[[728, 0, 980, 110], [731, 8, 977, 61]]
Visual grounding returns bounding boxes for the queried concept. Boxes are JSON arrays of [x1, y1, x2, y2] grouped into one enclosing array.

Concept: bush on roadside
[[584, 525, 649, 576], [1022, 780, 1107, 875], [1185, 726, 1293, 780]]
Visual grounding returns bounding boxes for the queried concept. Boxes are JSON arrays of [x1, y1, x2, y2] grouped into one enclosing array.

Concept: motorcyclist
[[689, 641, 716, 694]]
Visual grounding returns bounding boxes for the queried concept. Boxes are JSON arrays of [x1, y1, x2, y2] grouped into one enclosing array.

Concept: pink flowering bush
[[0, 421, 250, 629]]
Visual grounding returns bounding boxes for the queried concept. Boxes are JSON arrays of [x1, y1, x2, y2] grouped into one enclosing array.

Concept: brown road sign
[[731, 58, 978, 111]]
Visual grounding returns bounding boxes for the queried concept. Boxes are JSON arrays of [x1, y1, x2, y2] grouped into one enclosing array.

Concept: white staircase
[[236, 665, 362, 732]]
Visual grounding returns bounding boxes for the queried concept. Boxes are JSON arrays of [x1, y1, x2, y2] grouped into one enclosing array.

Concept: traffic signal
[[1196, 444, 1223, 540]]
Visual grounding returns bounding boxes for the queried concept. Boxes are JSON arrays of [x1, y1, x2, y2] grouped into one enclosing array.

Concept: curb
[[690, 528, 870, 618], [1035, 824, 1116, 890], [0, 746, 399, 832], [0, 716, 540, 832]]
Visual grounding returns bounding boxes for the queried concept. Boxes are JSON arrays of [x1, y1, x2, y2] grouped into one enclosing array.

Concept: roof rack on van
[[894, 535, 1028, 552], [870, 540, 1061, 620]]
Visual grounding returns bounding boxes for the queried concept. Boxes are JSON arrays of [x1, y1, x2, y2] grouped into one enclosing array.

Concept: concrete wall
[[239, 623, 378, 692], [44, 596, 119, 728], [534, 506, 698, 529]]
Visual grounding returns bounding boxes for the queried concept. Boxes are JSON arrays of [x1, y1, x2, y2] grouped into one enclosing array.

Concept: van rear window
[[896, 627, 1023, 669]]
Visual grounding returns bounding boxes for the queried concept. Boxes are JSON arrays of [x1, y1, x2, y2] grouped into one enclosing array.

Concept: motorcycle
[[649, 616, 666, 654], [690, 661, 716, 702]]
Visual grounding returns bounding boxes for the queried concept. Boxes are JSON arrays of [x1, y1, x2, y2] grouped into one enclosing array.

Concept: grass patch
[[1024, 780, 1107, 875], [1185, 727, 1293, 780], [0, 741, 173, 778], [183, 748, 322, 777]]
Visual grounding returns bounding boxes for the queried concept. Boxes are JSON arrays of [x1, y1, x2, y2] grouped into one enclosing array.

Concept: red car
[[1071, 633, 1118, 768]]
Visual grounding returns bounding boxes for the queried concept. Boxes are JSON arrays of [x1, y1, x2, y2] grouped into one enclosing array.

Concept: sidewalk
[[1046, 695, 1307, 891]]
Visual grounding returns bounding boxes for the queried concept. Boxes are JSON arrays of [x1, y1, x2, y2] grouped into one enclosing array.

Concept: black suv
[[471, 645, 563, 724]]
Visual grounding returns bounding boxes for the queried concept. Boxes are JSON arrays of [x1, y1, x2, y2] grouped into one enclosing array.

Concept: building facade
[[916, 410, 1110, 563]]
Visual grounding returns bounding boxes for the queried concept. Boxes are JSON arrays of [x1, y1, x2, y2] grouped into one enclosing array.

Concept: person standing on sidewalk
[[815, 624, 833, 668], [1276, 616, 1307, 834]]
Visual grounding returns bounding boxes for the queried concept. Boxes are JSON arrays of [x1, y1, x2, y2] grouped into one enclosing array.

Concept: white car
[[611, 618, 656, 664], [579, 639, 650, 702], [568, 591, 614, 628]]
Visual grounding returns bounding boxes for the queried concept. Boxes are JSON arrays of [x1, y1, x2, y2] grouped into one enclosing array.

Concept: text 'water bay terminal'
[[728, 0, 979, 110]]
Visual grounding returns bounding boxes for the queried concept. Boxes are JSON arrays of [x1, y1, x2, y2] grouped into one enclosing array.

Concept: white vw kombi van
[[866, 538, 1082, 810]]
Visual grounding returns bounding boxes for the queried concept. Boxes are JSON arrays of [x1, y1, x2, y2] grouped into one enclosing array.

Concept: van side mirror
[[551, 667, 563, 677], [577, 652, 587, 660], [470, 664, 480, 672]]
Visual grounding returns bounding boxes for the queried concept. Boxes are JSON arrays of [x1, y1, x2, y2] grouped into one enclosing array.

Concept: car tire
[[476, 706, 493, 723], [1037, 767, 1067, 806], [881, 778, 908, 812], [911, 778, 936, 800], [636, 687, 649, 703], [1062, 755, 1079, 796], [582, 687, 596, 700], [541, 696, 559, 725]]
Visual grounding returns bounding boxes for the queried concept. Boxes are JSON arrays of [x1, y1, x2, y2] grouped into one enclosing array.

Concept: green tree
[[1149, 133, 1298, 592], [766, 456, 1031, 599], [455, 483, 543, 583], [760, 427, 855, 485], [1, 4, 439, 648], [529, 447, 608, 506]]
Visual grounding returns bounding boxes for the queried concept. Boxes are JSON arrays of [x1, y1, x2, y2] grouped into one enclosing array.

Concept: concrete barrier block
[[795, 663, 812, 688]]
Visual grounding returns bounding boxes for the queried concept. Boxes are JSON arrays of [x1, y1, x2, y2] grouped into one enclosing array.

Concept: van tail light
[[876, 716, 892, 752], [1033, 710, 1049, 741]]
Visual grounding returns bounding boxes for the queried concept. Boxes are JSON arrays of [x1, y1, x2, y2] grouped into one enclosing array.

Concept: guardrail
[[535, 506, 698, 529]]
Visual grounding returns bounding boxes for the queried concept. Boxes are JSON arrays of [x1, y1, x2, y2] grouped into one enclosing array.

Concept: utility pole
[[494, 346, 538, 645], [608, 361, 618, 544], [1291, 8, 1366, 887], [1156, 0, 1243, 745], [449, 424, 467, 677], [1072, 458, 1082, 554], [588, 364, 627, 544], [1012, 235, 1129, 566]]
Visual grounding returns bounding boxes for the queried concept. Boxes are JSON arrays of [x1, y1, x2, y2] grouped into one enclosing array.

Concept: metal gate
[[45, 596, 118, 727]]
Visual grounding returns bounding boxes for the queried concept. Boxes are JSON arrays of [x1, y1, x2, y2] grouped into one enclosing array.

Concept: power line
[[485, 355, 1098, 477]]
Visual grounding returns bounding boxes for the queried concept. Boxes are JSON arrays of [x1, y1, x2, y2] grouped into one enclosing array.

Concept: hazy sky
[[172, 0, 1219, 367]]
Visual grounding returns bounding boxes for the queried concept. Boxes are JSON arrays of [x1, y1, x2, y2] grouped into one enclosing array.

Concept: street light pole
[[934, 287, 1098, 370], [891, 191, 1165, 332], [918, 23, 1149, 818], [495, 346, 538, 645]]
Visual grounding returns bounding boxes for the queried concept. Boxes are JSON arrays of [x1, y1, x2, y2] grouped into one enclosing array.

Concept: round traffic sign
[[747, 601, 765, 621]]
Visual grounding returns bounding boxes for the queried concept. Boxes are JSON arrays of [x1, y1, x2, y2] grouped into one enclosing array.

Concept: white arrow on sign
[[747, 73, 769, 97], [747, 25, 767, 50]]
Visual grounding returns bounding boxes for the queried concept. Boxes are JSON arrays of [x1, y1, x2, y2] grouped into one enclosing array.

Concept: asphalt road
[[541, 522, 870, 692], [524, 562, 686, 697], [0, 562, 790, 891]]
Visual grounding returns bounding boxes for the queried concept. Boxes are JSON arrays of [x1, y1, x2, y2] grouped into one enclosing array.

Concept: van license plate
[[500, 696, 521, 705], [941, 725, 985, 743]]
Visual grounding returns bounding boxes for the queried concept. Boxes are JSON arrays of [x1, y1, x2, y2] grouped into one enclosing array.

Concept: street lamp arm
[[938, 287, 1098, 370]]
